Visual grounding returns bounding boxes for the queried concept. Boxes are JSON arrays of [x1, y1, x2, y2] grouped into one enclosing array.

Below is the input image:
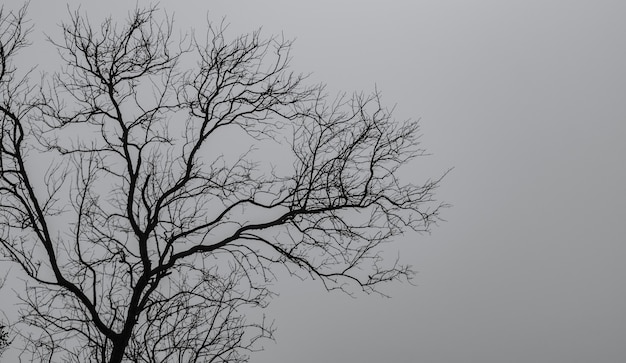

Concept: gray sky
[[3, 1, 626, 362]]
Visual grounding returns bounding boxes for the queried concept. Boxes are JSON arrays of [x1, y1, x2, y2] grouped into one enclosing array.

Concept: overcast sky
[[3, 1, 626, 362]]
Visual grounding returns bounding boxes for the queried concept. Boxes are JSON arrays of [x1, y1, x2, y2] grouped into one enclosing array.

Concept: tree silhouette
[[0, 4, 445, 362]]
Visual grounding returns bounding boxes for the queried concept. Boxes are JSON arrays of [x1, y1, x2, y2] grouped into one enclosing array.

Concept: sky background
[[3, 1, 626, 362]]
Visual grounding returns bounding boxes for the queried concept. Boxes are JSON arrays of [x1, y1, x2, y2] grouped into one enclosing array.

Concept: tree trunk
[[108, 337, 130, 363]]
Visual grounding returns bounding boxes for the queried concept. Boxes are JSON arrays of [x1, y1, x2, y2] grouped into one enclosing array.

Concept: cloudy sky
[[3, 1, 626, 362]]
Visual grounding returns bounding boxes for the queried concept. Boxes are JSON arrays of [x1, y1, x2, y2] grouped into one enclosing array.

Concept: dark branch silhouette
[[0, 4, 446, 362]]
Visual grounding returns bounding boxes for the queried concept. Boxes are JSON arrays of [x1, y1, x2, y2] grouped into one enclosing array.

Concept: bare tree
[[0, 4, 446, 362]]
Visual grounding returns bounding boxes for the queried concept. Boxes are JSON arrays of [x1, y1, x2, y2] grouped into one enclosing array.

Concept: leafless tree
[[0, 3, 446, 362]]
